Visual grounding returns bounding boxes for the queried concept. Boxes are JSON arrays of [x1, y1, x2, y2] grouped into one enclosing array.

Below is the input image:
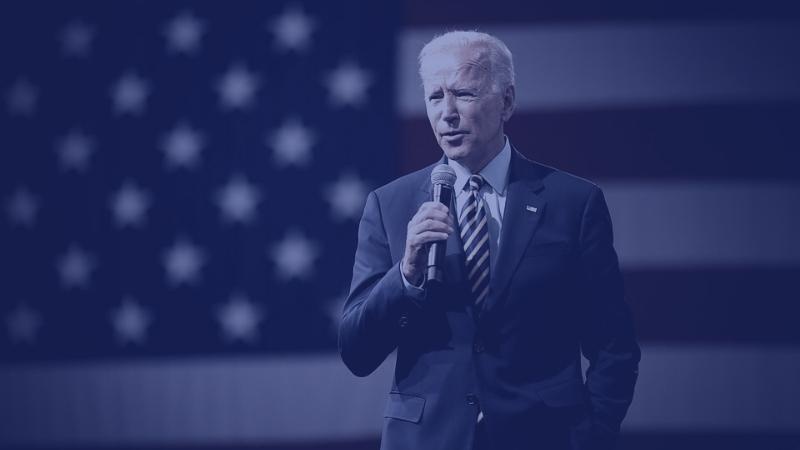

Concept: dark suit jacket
[[339, 148, 640, 450]]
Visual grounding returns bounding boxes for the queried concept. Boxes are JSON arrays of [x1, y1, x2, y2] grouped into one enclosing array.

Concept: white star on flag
[[215, 174, 261, 224], [163, 238, 206, 286], [217, 64, 260, 111], [268, 118, 315, 168], [161, 122, 205, 169], [164, 11, 206, 55], [5, 78, 38, 116], [324, 61, 372, 107], [269, 4, 315, 52], [111, 297, 152, 345], [217, 293, 264, 343], [56, 129, 95, 172], [110, 181, 151, 228], [6, 187, 39, 227], [270, 230, 319, 281], [5, 303, 42, 344], [325, 172, 369, 221], [57, 245, 96, 289], [111, 72, 150, 115], [59, 20, 94, 58]]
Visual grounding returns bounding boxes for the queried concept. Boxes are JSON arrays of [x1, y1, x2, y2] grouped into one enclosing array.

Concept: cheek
[[425, 106, 439, 126], [473, 109, 501, 132]]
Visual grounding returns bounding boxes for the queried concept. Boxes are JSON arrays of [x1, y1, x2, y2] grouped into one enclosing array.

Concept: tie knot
[[467, 174, 485, 192]]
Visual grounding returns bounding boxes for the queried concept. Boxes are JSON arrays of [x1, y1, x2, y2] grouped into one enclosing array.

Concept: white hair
[[418, 30, 515, 92]]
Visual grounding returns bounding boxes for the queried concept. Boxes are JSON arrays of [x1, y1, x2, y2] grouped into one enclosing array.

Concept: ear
[[501, 85, 515, 122]]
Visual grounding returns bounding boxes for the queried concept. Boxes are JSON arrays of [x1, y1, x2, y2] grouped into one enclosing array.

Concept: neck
[[462, 135, 505, 173]]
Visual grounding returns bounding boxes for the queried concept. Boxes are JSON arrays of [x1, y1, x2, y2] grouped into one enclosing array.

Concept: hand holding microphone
[[401, 165, 456, 286]]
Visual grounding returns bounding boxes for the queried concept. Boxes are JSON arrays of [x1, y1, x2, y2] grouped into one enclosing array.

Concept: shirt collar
[[449, 136, 511, 195]]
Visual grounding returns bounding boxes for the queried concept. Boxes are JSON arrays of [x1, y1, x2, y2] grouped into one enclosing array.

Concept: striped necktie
[[459, 174, 490, 306]]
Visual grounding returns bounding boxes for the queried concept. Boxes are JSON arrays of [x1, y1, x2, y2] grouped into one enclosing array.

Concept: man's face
[[421, 47, 514, 170]]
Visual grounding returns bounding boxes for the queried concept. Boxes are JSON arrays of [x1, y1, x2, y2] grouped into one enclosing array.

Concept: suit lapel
[[477, 149, 546, 317]]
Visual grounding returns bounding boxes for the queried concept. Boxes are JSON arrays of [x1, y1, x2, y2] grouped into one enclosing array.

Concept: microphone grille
[[431, 164, 456, 187]]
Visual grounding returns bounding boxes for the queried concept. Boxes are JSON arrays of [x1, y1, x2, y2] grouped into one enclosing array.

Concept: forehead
[[420, 47, 491, 91]]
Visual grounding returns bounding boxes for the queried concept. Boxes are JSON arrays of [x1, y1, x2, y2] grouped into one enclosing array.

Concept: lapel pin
[[526, 205, 538, 213]]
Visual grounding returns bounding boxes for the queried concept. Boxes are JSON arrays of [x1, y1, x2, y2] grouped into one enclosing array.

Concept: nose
[[441, 93, 459, 128]]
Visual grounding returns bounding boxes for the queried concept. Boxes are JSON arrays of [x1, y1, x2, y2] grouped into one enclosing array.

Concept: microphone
[[427, 164, 456, 285]]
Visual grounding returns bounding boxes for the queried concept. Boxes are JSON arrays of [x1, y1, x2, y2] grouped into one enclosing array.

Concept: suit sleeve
[[338, 190, 425, 377], [577, 185, 641, 435]]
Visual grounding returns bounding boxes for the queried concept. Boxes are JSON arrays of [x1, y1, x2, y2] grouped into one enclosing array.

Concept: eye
[[427, 92, 443, 102], [456, 91, 475, 98]]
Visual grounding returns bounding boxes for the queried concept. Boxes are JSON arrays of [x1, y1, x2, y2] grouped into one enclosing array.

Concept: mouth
[[441, 131, 467, 138], [441, 132, 466, 147], [441, 130, 468, 145]]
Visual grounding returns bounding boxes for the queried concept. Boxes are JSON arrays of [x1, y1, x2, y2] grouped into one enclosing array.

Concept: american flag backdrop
[[2, 1, 800, 449]]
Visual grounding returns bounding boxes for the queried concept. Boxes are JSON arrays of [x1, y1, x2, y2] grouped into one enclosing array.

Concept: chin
[[440, 143, 473, 162]]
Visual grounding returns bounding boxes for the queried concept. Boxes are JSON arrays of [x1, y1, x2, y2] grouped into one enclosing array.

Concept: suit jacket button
[[466, 393, 479, 406], [473, 340, 485, 353], [398, 314, 409, 328]]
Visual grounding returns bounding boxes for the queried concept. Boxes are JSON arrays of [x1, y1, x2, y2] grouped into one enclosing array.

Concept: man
[[338, 31, 640, 450]]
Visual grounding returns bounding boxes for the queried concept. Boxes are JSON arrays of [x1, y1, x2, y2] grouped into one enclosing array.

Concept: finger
[[409, 208, 430, 227], [408, 224, 451, 244], [411, 218, 454, 235], [420, 208, 451, 223], [420, 202, 449, 216], [411, 231, 449, 245], [411, 203, 452, 230]]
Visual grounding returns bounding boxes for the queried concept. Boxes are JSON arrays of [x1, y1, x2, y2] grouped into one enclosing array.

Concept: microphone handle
[[426, 183, 453, 285]]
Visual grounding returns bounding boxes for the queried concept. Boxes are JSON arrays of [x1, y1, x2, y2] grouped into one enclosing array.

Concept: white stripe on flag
[[601, 181, 800, 268], [2, 346, 800, 446], [0, 354, 390, 447], [398, 21, 800, 115], [623, 344, 800, 431]]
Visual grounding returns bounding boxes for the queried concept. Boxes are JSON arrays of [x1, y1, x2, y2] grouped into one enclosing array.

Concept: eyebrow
[[426, 84, 479, 93]]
